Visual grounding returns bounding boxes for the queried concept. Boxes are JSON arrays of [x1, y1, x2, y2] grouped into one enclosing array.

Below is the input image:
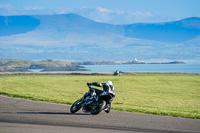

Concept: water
[[82, 61, 200, 73], [27, 69, 44, 72]]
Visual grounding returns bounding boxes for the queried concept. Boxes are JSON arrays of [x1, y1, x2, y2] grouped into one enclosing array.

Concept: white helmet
[[106, 81, 113, 86]]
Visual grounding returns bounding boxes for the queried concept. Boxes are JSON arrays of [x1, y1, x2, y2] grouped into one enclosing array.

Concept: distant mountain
[[0, 16, 40, 36], [0, 14, 124, 46], [0, 14, 200, 60], [123, 17, 200, 42]]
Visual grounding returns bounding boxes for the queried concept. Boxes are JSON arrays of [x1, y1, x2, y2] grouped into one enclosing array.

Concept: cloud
[[0, 4, 54, 16], [73, 7, 155, 24], [0, 4, 13, 9], [96, 7, 112, 13], [22, 6, 55, 15], [0, 4, 16, 15], [128, 11, 153, 19], [24, 6, 44, 11]]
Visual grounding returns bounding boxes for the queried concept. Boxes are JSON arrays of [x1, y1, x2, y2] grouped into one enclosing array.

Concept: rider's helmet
[[106, 81, 113, 86]]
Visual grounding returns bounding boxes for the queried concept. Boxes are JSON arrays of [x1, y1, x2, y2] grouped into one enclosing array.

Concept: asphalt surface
[[0, 95, 199, 133]]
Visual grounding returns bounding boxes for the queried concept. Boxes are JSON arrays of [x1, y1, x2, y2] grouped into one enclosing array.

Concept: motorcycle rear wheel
[[70, 98, 82, 113], [90, 100, 106, 115]]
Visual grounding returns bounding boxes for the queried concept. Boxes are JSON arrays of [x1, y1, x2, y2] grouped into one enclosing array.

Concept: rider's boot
[[105, 103, 111, 113]]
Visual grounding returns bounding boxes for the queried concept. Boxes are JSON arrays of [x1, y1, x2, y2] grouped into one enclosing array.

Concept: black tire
[[70, 98, 82, 113], [90, 100, 106, 115]]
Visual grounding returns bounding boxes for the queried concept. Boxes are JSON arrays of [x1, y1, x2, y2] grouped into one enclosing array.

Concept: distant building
[[134, 58, 138, 62]]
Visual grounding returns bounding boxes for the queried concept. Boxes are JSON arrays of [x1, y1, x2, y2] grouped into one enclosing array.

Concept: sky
[[0, 0, 200, 24]]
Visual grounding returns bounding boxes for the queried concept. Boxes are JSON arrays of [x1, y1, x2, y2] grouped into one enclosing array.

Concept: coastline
[[0, 59, 187, 73], [0, 71, 200, 76]]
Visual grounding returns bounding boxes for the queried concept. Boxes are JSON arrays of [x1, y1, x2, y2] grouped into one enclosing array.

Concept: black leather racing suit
[[87, 82, 115, 109]]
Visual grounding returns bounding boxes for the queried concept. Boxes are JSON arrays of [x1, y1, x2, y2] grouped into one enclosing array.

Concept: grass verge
[[0, 73, 199, 119]]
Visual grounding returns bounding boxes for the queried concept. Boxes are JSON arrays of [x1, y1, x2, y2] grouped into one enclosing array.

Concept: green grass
[[0, 74, 200, 119]]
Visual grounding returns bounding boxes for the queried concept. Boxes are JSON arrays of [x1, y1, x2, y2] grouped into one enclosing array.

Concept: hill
[[0, 59, 86, 72], [0, 14, 200, 60], [123, 17, 200, 43]]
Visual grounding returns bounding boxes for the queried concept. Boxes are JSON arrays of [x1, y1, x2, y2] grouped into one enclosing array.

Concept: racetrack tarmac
[[0, 95, 199, 133]]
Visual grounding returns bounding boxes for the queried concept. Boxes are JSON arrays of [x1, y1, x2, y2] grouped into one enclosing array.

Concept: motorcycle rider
[[87, 81, 115, 113]]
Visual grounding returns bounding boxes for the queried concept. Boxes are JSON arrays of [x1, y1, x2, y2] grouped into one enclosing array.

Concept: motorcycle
[[70, 86, 114, 115]]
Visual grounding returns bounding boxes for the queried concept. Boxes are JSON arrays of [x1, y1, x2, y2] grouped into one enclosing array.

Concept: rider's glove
[[87, 82, 100, 87], [87, 82, 92, 86], [93, 82, 100, 86]]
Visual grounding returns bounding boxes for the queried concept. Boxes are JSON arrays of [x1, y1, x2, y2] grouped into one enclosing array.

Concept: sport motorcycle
[[70, 87, 114, 115]]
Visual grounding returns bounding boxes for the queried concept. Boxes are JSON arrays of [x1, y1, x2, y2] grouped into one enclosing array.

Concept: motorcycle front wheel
[[70, 98, 82, 113], [90, 100, 106, 115]]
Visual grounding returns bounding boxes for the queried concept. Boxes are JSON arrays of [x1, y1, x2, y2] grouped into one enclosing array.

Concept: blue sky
[[0, 0, 200, 24]]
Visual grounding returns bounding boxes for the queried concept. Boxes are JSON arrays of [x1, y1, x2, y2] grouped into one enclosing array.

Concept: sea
[[28, 61, 200, 73], [80, 61, 200, 73]]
